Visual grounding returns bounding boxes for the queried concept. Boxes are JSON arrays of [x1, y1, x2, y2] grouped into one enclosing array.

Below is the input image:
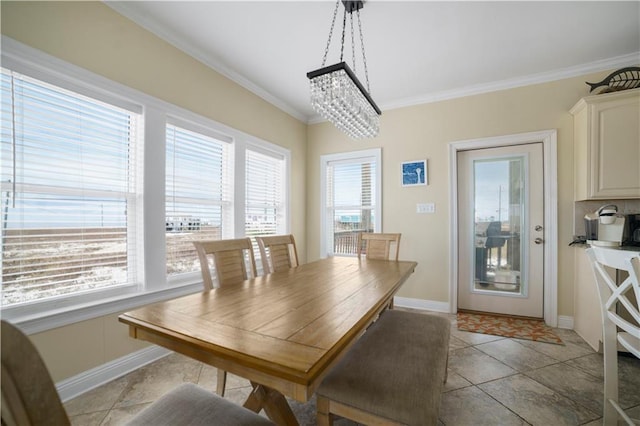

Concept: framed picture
[[401, 160, 427, 186]]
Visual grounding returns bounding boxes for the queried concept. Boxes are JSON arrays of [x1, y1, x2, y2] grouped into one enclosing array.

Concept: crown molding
[[106, 1, 640, 125], [309, 52, 640, 124], [105, 2, 308, 123], [379, 52, 640, 113]]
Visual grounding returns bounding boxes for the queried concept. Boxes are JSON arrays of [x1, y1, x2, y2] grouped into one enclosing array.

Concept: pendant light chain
[[322, 0, 371, 93], [307, 1, 381, 139], [350, 13, 356, 75], [339, 6, 347, 62], [357, 9, 371, 94], [321, 0, 340, 67]]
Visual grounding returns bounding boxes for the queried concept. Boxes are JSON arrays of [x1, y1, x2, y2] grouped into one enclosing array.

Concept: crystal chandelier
[[307, 1, 381, 139]]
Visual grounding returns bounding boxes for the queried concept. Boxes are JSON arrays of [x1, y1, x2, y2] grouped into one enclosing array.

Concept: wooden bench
[[316, 310, 450, 425]]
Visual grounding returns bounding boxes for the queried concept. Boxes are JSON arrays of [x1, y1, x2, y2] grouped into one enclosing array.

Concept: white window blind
[[165, 123, 232, 278], [326, 156, 377, 256], [0, 68, 141, 306], [245, 148, 285, 238], [245, 148, 286, 272]]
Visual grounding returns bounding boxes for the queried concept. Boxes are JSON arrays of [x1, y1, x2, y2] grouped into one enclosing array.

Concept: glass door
[[457, 143, 544, 318]]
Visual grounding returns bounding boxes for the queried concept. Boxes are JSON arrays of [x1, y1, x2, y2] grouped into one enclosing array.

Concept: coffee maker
[[624, 213, 640, 246], [584, 204, 626, 246]]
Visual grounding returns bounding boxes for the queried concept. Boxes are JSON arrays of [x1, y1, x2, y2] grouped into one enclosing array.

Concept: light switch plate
[[416, 203, 435, 214]]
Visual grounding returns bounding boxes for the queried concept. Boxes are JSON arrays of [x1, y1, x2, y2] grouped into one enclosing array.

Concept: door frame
[[448, 130, 558, 326]]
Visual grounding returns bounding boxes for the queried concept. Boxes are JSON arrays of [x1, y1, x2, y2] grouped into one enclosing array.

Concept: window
[[1, 68, 142, 305], [245, 147, 287, 273], [165, 121, 232, 278], [320, 149, 381, 257], [1, 39, 291, 332], [245, 147, 286, 238]]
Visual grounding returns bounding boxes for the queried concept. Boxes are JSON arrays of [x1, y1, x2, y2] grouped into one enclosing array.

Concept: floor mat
[[457, 312, 564, 345]]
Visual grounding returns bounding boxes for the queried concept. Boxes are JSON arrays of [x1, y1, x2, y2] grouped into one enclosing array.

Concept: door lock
[[535, 225, 543, 232], [534, 237, 544, 244]]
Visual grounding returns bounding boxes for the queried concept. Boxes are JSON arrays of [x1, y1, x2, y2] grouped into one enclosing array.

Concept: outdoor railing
[[333, 229, 367, 256]]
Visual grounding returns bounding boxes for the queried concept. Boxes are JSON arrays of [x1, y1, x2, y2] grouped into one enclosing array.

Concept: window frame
[[0, 36, 291, 334], [1, 67, 145, 310], [320, 148, 382, 258]]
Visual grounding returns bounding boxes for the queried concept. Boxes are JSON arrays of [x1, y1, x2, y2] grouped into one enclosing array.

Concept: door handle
[[534, 238, 544, 245]]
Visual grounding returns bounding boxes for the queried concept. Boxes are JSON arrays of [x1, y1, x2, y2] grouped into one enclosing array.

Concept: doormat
[[457, 312, 564, 345]]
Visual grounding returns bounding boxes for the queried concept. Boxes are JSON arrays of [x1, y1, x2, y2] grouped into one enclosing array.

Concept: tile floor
[[64, 310, 640, 425]]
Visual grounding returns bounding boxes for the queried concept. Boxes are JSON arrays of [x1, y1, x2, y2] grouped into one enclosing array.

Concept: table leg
[[243, 384, 264, 412], [243, 382, 299, 426]]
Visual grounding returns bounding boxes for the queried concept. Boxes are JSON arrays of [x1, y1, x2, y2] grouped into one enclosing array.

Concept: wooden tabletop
[[119, 257, 417, 403]]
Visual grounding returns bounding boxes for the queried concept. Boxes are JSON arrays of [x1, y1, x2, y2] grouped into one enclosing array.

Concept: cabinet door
[[589, 93, 640, 199], [573, 247, 601, 351]]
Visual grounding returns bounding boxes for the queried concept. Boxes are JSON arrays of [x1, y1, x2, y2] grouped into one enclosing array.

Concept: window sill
[[1, 282, 204, 335]]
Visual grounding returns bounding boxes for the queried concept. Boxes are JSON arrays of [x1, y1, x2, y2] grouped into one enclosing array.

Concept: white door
[[457, 143, 544, 318]]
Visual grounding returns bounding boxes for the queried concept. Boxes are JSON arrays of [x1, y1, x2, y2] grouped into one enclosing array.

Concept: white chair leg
[[602, 321, 619, 426], [609, 399, 637, 426]]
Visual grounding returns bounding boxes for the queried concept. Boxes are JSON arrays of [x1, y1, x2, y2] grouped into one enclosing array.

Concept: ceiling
[[106, 1, 640, 123]]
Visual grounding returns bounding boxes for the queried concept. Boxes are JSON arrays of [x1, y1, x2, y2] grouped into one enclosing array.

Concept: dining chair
[[357, 232, 401, 261], [193, 238, 257, 290], [357, 232, 402, 308], [255, 234, 299, 273], [0, 320, 274, 426], [192, 238, 257, 396], [586, 248, 640, 426], [484, 221, 506, 269]]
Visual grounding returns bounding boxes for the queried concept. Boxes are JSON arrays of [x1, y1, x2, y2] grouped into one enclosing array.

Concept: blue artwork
[[402, 160, 427, 186]]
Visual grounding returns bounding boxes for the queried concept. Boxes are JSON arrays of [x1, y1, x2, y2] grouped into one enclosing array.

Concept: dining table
[[119, 256, 417, 425]]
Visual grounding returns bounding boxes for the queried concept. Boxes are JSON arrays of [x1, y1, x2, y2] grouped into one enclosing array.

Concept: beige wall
[[1, 0, 621, 385], [307, 71, 613, 316], [1, 1, 307, 382], [29, 313, 150, 382]]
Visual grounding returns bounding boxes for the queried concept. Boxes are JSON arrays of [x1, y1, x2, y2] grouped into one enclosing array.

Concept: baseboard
[[394, 297, 450, 313], [394, 297, 571, 329], [557, 315, 574, 330], [56, 345, 171, 402]]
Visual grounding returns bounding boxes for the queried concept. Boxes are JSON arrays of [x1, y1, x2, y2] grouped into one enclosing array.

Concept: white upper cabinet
[[571, 88, 640, 200]]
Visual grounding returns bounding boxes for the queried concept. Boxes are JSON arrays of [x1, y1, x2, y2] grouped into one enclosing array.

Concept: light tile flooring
[[65, 311, 640, 426]]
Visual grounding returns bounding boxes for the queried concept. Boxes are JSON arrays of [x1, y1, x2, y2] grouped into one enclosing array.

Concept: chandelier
[[307, 1, 381, 139]]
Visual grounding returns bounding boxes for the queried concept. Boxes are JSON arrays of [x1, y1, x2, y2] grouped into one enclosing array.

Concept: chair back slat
[[193, 238, 257, 290], [358, 233, 401, 261], [256, 235, 299, 273]]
